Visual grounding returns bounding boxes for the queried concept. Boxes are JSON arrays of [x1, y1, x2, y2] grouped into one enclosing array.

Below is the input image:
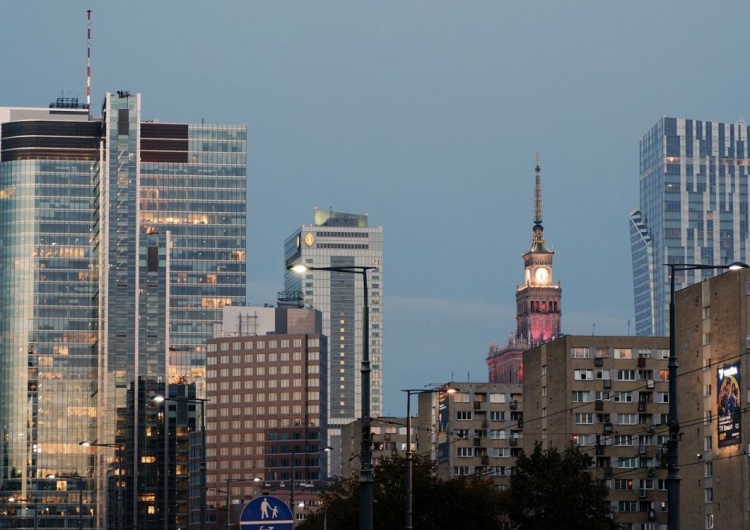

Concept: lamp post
[[9, 496, 37, 530], [288, 263, 376, 530], [665, 261, 748, 530], [289, 446, 332, 524], [402, 385, 457, 530], [225, 478, 261, 529], [79, 441, 124, 530], [153, 395, 209, 530]]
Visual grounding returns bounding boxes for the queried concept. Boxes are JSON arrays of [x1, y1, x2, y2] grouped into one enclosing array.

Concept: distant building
[[414, 383, 523, 490], [205, 307, 328, 527], [340, 417, 408, 478], [284, 208, 384, 473], [630, 117, 750, 337], [488, 157, 561, 383], [676, 267, 749, 529], [523, 335, 670, 528], [0, 93, 247, 530]]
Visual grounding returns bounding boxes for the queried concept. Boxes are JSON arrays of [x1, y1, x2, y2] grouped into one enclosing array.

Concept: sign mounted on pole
[[239, 495, 294, 530]]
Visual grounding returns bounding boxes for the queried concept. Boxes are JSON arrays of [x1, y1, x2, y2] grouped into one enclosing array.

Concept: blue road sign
[[239, 495, 294, 530]]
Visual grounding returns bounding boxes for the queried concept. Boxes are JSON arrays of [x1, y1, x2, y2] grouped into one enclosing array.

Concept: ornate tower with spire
[[487, 155, 562, 383], [516, 155, 562, 343]]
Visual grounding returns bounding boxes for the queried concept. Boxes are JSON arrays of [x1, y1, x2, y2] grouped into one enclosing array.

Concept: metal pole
[[164, 404, 169, 530], [358, 270, 373, 530], [78, 479, 84, 530], [667, 265, 680, 530], [200, 400, 207, 530], [225, 480, 231, 530], [290, 448, 296, 520], [117, 445, 124, 530], [404, 392, 413, 530]]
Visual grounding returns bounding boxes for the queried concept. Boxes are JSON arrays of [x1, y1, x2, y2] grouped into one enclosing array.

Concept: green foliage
[[296, 453, 509, 530], [507, 442, 616, 530]]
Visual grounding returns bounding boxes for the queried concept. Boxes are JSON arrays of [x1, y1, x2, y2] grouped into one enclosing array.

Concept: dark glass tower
[[0, 93, 247, 529]]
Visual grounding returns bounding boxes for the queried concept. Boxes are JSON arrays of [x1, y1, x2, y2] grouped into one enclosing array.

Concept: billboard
[[717, 362, 741, 448], [438, 392, 450, 464]]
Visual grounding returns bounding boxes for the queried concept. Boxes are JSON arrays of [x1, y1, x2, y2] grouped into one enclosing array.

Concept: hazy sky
[[3, 1, 749, 415]]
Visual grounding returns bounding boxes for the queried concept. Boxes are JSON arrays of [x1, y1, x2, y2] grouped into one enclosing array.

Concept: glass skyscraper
[[283, 209, 383, 474], [630, 116, 750, 336], [0, 92, 246, 529]]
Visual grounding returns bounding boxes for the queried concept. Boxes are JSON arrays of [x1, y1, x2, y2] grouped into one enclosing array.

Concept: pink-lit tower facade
[[487, 156, 562, 383]]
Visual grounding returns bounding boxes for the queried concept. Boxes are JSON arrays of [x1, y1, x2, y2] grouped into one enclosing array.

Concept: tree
[[297, 453, 509, 530], [507, 442, 616, 530]]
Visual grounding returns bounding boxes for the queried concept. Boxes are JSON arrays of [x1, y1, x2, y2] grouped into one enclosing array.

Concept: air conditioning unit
[[639, 488, 647, 499], [473, 437, 481, 447], [604, 379, 612, 389], [596, 444, 604, 455], [647, 380, 655, 389], [647, 468, 656, 478], [595, 400, 604, 411], [637, 357, 646, 368], [638, 402, 647, 412], [638, 444, 646, 455], [603, 422, 613, 434], [510, 400, 518, 410], [509, 438, 517, 447], [595, 357, 604, 367]]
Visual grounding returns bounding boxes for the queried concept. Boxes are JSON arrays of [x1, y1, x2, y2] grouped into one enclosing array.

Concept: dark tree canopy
[[297, 453, 509, 530], [507, 442, 616, 530]]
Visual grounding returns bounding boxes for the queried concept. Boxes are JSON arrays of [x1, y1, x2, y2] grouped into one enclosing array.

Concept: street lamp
[[225, 478, 261, 529], [152, 394, 209, 530], [289, 446, 332, 524], [402, 385, 458, 530], [665, 261, 748, 530], [79, 441, 124, 530], [287, 263, 377, 530], [8, 496, 37, 530]]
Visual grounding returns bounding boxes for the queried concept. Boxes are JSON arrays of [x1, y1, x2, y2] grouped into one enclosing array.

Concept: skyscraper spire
[[534, 152, 542, 227], [530, 154, 551, 253]]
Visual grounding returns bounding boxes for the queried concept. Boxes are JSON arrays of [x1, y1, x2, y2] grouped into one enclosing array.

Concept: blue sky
[[3, 1, 749, 416]]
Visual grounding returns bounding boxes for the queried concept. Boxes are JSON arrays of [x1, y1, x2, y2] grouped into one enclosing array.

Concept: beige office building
[[524, 335, 670, 530], [676, 267, 750, 530]]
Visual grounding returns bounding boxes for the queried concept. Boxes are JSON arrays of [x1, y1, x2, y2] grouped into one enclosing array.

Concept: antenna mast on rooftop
[[86, 9, 92, 111]]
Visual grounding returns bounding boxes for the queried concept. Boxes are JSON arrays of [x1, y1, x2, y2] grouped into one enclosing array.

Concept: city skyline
[[3, 1, 750, 417]]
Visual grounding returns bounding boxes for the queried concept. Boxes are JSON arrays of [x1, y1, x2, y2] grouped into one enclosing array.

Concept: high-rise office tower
[[487, 157, 562, 383], [0, 92, 246, 529], [630, 117, 750, 336], [283, 208, 383, 474]]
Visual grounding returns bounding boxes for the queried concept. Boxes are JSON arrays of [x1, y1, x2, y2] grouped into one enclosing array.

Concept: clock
[[304, 233, 315, 247], [535, 267, 549, 283]]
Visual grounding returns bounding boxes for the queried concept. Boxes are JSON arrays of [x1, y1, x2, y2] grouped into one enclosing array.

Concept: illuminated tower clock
[[516, 155, 562, 345]]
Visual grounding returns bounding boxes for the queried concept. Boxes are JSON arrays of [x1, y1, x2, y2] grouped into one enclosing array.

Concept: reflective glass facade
[[0, 94, 246, 529], [631, 117, 750, 336], [283, 209, 383, 474]]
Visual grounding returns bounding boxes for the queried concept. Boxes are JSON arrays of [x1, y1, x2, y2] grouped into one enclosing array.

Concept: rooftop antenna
[[86, 9, 92, 111]]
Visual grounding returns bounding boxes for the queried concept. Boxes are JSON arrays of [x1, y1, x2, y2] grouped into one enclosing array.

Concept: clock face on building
[[535, 267, 549, 283], [304, 233, 315, 247]]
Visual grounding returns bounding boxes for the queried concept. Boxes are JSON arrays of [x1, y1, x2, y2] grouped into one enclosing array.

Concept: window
[[704, 462, 713, 477], [454, 467, 470, 476], [613, 392, 633, 403], [618, 414, 637, 425], [489, 429, 506, 440], [457, 411, 473, 420], [615, 435, 633, 446], [613, 349, 632, 360], [705, 487, 713, 503], [489, 411, 505, 421], [617, 457, 637, 469], [617, 370, 636, 381], [489, 393, 506, 403], [571, 347, 590, 358], [456, 429, 470, 439], [614, 479, 633, 490], [595, 370, 611, 380], [457, 447, 472, 458], [657, 392, 669, 403], [572, 391, 591, 402], [575, 413, 594, 424], [575, 369, 593, 380], [494, 447, 510, 457], [454, 393, 470, 403]]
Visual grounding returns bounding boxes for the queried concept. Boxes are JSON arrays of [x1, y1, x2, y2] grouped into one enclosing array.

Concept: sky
[[3, 1, 750, 416]]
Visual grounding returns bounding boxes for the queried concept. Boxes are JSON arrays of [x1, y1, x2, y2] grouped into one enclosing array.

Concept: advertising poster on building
[[438, 392, 450, 464], [717, 362, 741, 447]]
